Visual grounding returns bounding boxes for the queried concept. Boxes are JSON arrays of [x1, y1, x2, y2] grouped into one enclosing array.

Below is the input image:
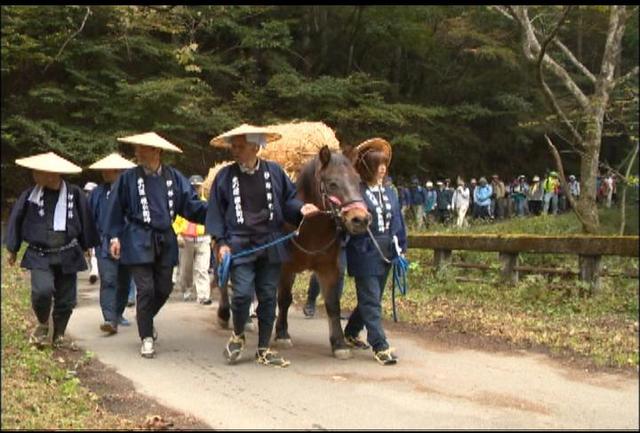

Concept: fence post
[[579, 254, 602, 293], [433, 249, 452, 273], [499, 252, 519, 285]]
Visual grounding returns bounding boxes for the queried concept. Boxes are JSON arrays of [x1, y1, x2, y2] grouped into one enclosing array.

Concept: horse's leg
[[317, 266, 352, 360], [274, 266, 295, 348], [215, 278, 230, 329]]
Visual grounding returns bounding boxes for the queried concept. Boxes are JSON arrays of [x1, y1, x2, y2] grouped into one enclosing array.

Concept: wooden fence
[[407, 234, 639, 290]]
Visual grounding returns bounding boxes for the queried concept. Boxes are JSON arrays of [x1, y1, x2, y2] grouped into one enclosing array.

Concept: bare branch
[[614, 66, 639, 88], [511, 6, 591, 109], [537, 6, 572, 68], [43, 7, 92, 73], [491, 6, 597, 84], [536, 7, 585, 147], [544, 134, 589, 228], [597, 6, 628, 95], [488, 5, 514, 20], [553, 40, 596, 83]]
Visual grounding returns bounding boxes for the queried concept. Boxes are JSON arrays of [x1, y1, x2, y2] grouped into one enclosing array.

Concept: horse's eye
[[327, 181, 339, 191]]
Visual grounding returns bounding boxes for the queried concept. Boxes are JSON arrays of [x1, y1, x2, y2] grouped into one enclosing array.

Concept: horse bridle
[[319, 180, 366, 226], [290, 178, 366, 256]]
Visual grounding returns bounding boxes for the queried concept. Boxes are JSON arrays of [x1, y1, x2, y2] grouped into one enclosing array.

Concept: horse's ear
[[319, 145, 331, 168]]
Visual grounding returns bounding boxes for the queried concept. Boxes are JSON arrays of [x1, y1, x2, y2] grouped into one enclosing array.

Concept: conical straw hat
[[15, 152, 82, 174], [210, 124, 282, 148], [354, 137, 392, 165], [88, 153, 137, 170], [117, 132, 183, 153]]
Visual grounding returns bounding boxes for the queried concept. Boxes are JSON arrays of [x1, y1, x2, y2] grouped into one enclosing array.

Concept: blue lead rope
[[217, 231, 299, 290], [365, 227, 409, 323], [391, 255, 409, 322]]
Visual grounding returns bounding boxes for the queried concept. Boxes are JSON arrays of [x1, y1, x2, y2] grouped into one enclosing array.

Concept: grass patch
[[1, 250, 134, 430], [292, 261, 638, 369]]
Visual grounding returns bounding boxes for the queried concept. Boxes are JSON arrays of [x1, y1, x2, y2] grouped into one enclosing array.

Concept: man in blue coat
[[207, 124, 319, 367], [409, 176, 426, 229], [105, 132, 208, 358], [5, 152, 99, 349], [88, 153, 137, 335]]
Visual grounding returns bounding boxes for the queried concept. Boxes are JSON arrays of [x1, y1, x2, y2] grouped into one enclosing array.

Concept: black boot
[[52, 311, 75, 349]]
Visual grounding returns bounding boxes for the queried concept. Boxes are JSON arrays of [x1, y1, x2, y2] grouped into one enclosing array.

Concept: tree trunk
[[577, 150, 601, 233]]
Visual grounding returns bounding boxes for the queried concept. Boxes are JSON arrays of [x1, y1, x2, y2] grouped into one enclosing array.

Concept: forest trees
[[2, 5, 638, 226]]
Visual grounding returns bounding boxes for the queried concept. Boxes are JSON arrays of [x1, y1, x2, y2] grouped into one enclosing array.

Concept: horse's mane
[[297, 151, 353, 205]]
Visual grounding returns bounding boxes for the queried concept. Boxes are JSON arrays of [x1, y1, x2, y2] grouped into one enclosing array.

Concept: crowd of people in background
[[394, 171, 620, 229]]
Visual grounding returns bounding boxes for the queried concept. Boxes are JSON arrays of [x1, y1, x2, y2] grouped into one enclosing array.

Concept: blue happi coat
[[205, 160, 303, 265], [104, 165, 207, 266], [88, 183, 115, 260], [5, 182, 99, 274], [346, 182, 407, 278]]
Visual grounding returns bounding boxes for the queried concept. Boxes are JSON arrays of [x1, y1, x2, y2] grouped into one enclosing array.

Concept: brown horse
[[215, 146, 369, 359], [274, 145, 369, 359]]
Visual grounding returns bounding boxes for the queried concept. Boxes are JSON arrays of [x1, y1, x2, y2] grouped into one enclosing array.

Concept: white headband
[[224, 133, 267, 148]]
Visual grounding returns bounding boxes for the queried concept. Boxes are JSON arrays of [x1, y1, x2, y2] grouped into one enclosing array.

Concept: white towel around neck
[[27, 181, 68, 231]]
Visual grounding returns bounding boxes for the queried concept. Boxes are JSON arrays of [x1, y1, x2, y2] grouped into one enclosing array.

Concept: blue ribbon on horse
[[217, 231, 299, 290]]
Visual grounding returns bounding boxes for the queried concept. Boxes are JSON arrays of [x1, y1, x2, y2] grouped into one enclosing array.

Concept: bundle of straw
[[259, 121, 340, 179], [204, 122, 340, 188], [201, 160, 233, 200]]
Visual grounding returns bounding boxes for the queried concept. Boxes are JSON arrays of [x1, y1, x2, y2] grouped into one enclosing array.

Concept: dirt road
[[67, 272, 639, 429]]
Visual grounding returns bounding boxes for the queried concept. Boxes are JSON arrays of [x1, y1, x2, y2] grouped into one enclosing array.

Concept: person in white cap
[[451, 177, 470, 227], [104, 133, 208, 358], [423, 181, 437, 227], [5, 152, 99, 348], [567, 174, 580, 208], [207, 124, 320, 367], [87, 153, 137, 336], [527, 175, 544, 215], [83, 182, 100, 285], [172, 174, 212, 305]]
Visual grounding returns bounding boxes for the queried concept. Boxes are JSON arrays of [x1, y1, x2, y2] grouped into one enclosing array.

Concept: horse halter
[[318, 180, 367, 227], [290, 179, 366, 257]]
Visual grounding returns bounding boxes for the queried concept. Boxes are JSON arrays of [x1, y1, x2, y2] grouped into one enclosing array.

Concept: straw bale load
[[202, 160, 234, 200], [259, 121, 340, 179]]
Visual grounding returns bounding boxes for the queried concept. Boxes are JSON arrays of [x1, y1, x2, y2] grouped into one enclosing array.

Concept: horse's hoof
[[333, 348, 353, 360], [274, 338, 293, 349]]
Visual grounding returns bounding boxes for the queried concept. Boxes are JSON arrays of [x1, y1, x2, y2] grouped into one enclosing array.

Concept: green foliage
[[1, 5, 638, 202]]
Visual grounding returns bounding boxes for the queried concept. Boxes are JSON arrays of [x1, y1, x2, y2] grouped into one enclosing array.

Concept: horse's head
[[312, 145, 370, 235]]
